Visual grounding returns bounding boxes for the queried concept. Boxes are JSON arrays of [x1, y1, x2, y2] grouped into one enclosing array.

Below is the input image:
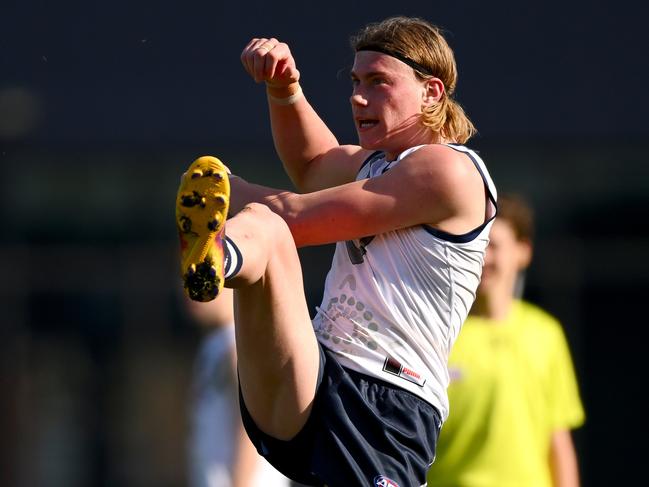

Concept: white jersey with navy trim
[[312, 144, 497, 421]]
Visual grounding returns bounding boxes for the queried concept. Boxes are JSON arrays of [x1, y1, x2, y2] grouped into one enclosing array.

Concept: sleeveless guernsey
[[312, 144, 497, 420]]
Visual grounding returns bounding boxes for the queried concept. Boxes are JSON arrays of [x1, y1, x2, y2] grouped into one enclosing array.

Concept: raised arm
[[240, 37, 368, 192]]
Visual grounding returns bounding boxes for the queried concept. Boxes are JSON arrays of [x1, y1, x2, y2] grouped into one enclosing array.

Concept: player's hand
[[240, 37, 300, 87]]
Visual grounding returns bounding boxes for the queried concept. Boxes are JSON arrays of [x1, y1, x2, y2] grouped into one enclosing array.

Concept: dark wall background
[[1, 1, 648, 486]]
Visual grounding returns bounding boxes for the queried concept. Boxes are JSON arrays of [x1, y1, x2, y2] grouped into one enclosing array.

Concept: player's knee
[[241, 202, 292, 246], [241, 202, 274, 219], [264, 208, 293, 250]]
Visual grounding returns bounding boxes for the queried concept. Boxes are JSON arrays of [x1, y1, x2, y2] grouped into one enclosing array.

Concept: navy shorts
[[239, 344, 441, 487]]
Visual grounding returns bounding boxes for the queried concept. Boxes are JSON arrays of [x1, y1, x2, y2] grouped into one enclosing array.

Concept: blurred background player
[[427, 193, 585, 487], [184, 287, 291, 487]]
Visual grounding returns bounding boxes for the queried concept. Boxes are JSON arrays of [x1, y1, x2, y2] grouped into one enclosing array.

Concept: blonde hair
[[351, 16, 477, 144]]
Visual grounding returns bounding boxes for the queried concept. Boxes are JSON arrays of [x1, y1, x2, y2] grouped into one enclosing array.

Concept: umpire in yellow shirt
[[427, 194, 585, 487]]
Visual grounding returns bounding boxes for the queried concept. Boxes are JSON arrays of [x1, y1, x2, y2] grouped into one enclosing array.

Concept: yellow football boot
[[176, 156, 230, 302]]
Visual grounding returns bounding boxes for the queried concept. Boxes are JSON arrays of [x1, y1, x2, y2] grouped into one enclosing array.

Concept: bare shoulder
[[329, 144, 376, 168], [398, 144, 482, 192], [302, 145, 376, 192], [394, 144, 486, 230]]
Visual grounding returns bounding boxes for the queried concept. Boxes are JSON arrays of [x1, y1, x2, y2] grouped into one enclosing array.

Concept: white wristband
[[267, 85, 303, 106]]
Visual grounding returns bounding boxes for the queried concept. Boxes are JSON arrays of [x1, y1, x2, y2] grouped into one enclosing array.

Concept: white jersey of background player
[[185, 291, 291, 487]]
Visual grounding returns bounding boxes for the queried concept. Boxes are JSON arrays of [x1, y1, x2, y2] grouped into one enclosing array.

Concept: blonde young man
[[176, 16, 497, 486], [427, 194, 585, 487]]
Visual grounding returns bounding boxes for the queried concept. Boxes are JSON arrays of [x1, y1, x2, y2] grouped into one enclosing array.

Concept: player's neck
[[472, 289, 514, 322]]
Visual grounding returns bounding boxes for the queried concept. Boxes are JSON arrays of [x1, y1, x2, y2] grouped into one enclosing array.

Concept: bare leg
[[225, 203, 321, 441], [176, 156, 320, 441]]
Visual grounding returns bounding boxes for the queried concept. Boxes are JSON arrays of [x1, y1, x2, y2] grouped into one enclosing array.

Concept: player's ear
[[516, 239, 533, 270], [422, 77, 444, 106]]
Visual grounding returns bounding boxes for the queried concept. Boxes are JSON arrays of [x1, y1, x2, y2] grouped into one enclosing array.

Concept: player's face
[[350, 51, 433, 159], [479, 220, 531, 298]]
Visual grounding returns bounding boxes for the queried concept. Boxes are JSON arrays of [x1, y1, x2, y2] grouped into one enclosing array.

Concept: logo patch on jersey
[[374, 475, 400, 487], [382, 356, 426, 387], [345, 236, 375, 264]]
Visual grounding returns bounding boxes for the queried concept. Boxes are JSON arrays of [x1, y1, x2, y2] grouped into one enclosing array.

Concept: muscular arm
[[549, 429, 580, 487], [241, 38, 369, 192], [229, 144, 486, 248], [266, 91, 370, 192]]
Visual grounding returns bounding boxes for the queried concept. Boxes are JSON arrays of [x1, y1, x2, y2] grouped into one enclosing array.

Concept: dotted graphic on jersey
[[314, 273, 412, 357], [315, 292, 380, 353]]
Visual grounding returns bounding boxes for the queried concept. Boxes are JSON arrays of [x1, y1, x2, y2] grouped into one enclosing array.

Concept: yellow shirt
[[427, 300, 585, 487]]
